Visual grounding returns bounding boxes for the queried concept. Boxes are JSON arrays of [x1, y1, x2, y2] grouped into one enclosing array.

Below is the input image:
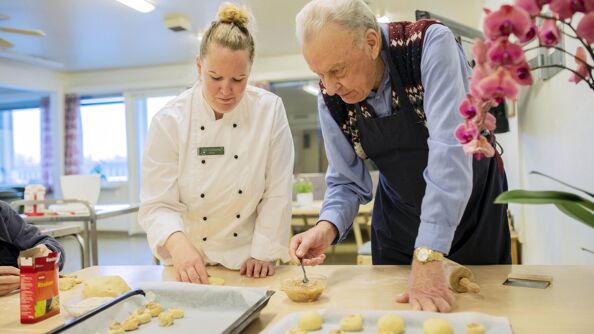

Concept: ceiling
[[0, 0, 482, 72]]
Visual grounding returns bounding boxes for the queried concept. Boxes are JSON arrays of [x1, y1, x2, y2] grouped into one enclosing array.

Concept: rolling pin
[[444, 258, 480, 293]]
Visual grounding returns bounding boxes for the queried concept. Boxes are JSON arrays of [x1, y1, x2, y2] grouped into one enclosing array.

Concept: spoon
[[299, 258, 309, 284]]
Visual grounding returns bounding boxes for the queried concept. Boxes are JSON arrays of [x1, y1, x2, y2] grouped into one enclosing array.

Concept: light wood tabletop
[[1, 264, 593, 333]]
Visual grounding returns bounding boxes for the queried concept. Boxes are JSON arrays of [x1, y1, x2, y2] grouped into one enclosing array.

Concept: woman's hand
[[240, 258, 275, 278], [165, 232, 209, 284], [0, 266, 20, 296]]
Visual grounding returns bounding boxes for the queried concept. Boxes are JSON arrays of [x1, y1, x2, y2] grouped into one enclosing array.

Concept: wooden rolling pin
[[444, 258, 480, 293]]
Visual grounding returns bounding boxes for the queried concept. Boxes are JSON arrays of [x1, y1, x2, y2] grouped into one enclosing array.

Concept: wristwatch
[[413, 247, 444, 264]]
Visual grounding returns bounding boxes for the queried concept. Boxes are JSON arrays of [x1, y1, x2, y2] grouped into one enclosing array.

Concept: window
[[80, 96, 128, 182], [0, 108, 41, 185], [146, 95, 174, 130]]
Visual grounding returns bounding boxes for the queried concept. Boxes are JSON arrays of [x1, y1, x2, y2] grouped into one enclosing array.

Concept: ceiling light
[[302, 84, 320, 96], [116, 0, 155, 13]]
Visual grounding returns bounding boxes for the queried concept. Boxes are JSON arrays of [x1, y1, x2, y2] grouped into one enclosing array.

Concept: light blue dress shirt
[[317, 24, 473, 255]]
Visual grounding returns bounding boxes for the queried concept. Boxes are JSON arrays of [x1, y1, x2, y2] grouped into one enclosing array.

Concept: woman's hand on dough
[[240, 258, 275, 278], [165, 232, 209, 284]]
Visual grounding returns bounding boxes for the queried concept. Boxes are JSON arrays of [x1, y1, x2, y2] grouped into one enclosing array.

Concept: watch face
[[418, 248, 430, 261]]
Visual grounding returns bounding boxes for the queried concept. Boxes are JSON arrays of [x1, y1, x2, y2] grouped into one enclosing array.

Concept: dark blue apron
[[358, 34, 511, 265]]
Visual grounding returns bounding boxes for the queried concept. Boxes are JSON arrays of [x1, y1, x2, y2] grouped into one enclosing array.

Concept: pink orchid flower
[[469, 63, 492, 98], [509, 61, 534, 85], [483, 5, 532, 41], [515, 0, 551, 15], [538, 19, 561, 46], [585, 0, 594, 11], [477, 68, 520, 104], [458, 94, 483, 120], [519, 22, 538, 43], [483, 112, 497, 132], [550, 0, 586, 19], [577, 12, 594, 44], [455, 121, 479, 144], [569, 46, 592, 83], [472, 39, 489, 65], [488, 38, 525, 67], [463, 136, 496, 160]]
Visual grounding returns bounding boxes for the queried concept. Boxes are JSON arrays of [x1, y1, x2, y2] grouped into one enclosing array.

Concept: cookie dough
[[59, 276, 78, 291], [299, 311, 323, 331], [122, 315, 140, 331], [340, 314, 363, 331], [465, 322, 485, 334], [158, 311, 174, 327], [146, 302, 162, 317], [108, 322, 125, 334], [285, 329, 308, 334], [208, 277, 225, 285], [169, 307, 184, 319], [133, 306, 152, 324], [423, 318, 453, 334], [377, 314, 405, 334], [82, 276, 131, 298], [329, 330, 345, 334]]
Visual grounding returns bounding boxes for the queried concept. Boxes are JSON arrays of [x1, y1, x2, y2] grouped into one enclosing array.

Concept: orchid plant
[[454, 0, 594, 227]]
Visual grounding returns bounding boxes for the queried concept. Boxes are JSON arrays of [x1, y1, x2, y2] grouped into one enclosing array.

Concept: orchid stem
[[531, 64, 594, 89]]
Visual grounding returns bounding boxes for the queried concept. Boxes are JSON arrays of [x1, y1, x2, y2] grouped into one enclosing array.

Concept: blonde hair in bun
[[200, 2, 255, 63]]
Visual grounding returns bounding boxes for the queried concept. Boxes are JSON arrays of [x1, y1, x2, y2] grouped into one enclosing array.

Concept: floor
[[59, 231, 362, 273]]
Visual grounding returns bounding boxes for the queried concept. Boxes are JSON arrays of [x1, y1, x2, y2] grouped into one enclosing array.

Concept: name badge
[[198, 147, 225, 156]]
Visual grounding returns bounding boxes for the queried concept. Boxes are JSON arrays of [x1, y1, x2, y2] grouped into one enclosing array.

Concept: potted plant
[[294, 178, 314, 207]]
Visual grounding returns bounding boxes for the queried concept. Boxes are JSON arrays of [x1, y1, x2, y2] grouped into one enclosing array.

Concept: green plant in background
[[89, 163, 107, 181], [294, 179, 313, 194], [495, 171, 594, 228]]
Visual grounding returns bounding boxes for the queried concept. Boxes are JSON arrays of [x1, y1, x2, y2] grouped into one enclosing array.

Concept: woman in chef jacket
[[139, 3, 294, 284]]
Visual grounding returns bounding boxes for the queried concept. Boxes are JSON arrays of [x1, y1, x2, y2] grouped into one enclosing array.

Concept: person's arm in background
[[289, 95, 373, 265], [243, 96, 294, 278]]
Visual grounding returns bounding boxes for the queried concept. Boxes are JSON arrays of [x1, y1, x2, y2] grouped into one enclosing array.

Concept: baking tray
[[48, 281, 274, 334], [261, 309, 512, 334]]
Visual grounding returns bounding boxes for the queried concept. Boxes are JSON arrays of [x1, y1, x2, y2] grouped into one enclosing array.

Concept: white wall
[[483, 0, 594, 264]]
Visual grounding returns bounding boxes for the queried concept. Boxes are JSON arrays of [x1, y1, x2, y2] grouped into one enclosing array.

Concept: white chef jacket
[[139, 83, 294, 270]]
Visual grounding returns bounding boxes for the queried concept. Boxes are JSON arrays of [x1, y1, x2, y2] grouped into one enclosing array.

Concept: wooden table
[[1, 265, 592, 333]]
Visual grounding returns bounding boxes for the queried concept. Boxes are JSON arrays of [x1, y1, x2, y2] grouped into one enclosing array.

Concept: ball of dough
[[329, 330, 345, 334], [146, 302, 162, 317], [121, 316, 140, 331], [133, 307, 152, 324], [208, 277, 225, 285], [299, 311, 323, 331], [158, 311, 174, 327], [285, 329, 308, 334], [82, 276, 131, 298], [108, 322, 125, 334], [340, 314, 364, 331], [423, 318, 453, 334], [377, 314, 404, 334], [59, 277, 77, 291], [465, 322, 485, 334], [169, 307, 184, 319]]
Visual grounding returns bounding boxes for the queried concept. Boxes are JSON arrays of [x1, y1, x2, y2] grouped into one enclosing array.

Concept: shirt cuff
[[148, 213, 185, 262], [251, 231, 290, 263], [414, 221, 457, 255], [318, 210, 350, 244]]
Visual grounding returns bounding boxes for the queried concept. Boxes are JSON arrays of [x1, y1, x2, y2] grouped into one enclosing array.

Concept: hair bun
[[217, 3, 249, 26]]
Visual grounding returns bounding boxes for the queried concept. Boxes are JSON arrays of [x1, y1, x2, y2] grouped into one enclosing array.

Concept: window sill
[[101, 181, 128, 191]]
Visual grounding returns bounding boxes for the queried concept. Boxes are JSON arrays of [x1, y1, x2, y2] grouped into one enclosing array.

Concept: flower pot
[[296, 192, 314, 207]]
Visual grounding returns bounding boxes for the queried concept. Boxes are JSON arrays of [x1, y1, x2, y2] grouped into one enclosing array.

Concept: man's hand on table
[[0, 266, 20, 296], [396, 260, 455, 312], [240, 258, 275, 278], [289, 220, 337, 265], [165, 232, 209, 284]]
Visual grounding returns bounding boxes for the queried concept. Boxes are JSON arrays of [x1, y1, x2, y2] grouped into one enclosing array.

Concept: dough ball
[[285, 329, 308, 334], [59, 277, 77, 291], [121, 316, 140, 331], [133, 307, 152, 324], [146, 302, 162, 317], [158, 311, 174, 327], [208, 276, 225, 285], [423, 318, 453, 334], [329, 330, 345, 334], [340, 314, 363, 331], [299, 311, 323, 331], [82, 276, 131, 298], [377, 314, 405, 334], [108, 322, 125, 334], [465, 322, 485, 334], [168, 307, 184, 319]]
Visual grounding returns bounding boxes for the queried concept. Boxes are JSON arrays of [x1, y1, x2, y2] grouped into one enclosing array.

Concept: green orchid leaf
[[554, 203, 594, 228], [495, 190, 594, 211]]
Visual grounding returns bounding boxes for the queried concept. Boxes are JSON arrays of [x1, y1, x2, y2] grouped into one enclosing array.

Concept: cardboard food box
[[19, 247, 60, 324]]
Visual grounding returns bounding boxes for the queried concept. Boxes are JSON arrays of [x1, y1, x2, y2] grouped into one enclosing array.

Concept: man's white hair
[[295, 0, 379, 46]]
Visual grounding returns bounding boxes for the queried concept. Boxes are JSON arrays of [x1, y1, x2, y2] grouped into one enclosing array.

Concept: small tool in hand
[[299, 258, 309, 284]]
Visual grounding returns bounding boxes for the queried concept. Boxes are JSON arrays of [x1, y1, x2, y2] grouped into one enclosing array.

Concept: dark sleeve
[[0, 201, 65, 270]]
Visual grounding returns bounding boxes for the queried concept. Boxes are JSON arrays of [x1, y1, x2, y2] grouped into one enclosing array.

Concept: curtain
[[40, 96, 53, 191], [64, 94, 82, 175]]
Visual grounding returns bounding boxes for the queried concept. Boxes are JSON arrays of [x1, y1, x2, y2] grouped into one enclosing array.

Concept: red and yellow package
[[18, 247, 60, 324]]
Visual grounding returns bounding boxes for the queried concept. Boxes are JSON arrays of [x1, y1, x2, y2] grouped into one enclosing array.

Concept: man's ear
[[365, 28, 381, 59]]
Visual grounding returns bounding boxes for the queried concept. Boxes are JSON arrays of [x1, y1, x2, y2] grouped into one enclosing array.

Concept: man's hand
[[289, 221, 337, 265], [396, 260, 455, 312], [240, 258, 275, 278], [165, 232, 209, 284], [0, 266, 20, 296]]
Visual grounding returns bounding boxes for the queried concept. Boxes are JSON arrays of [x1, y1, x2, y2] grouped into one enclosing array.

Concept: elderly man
[[289, 0, 510, 312]]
